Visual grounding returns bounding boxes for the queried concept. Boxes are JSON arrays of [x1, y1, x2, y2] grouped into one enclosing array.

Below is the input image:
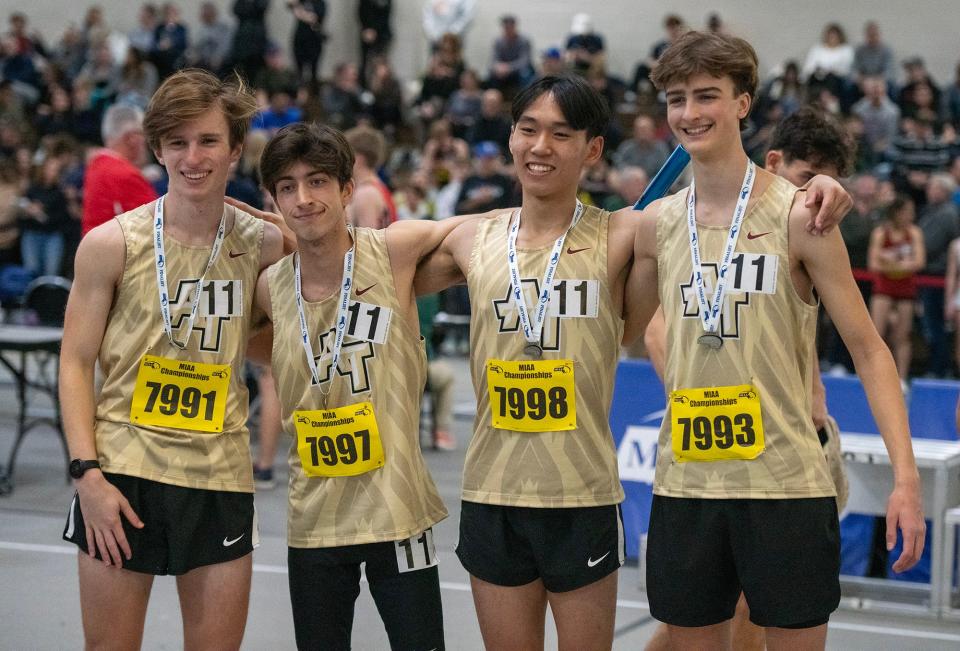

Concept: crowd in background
[[1, 3, 960, 379]]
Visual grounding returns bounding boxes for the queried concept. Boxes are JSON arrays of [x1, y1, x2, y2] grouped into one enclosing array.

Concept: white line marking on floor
[[4, 540, 959, 642]]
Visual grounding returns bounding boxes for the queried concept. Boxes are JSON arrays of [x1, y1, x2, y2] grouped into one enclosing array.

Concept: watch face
[[69, 459, 83, 479]]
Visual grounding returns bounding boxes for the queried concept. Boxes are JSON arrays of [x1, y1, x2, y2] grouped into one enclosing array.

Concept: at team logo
[[169, 278, 243, 351], [493, 278, 562, 351], [679, 254, 778, 340], [493, 277, 600, 349], [312, 329, 375, 394]]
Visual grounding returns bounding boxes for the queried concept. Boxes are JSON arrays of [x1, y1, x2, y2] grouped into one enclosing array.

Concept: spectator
[[77, 41, 121, 110], [757, 61, 805, 119], [422, 0, 475, 50], [1, 34, 41, 103], [612, 114, 670, 178], [69, 79, 105, 144], [52, 24, 86, 80], [358, 0, 392, 86], [117, 46, 159, 108], [127, 3, 158, 55], [416, 32, 464, 122], [421, 117, 468, 189], [152, 3, 188, 79], [367, 57, 403, 133], [564, 13, 604, 74], [633, 14, 685, 92], [344, 125, 397, 229], [287, 0, 326, 84], [868, 195, 925, 381], [945, 235, 960, 375], [487, 15, 533, 95], [445, 68, 482, 138], [538, 46, 566, 78], [253, 42, 299, 98], [944, 62, 960, 130], [0, 160, 22, 269], [187, 2, 233, 73], [890, 116, 952, 174], [803, 23, 854, 82], [7, 12, 45, 57], [320, 61, 363, 130], [230, 0, 271, 82], [465, 89, 510, 153], [454, 141, 512, 214], [80, 6, 111, 62], [852, 76, 900, 155], [253, 88, 302, 133], [899, 57, 941, 115], [853, 21, 895, 87], [917, 173, 960, 376], [17, 155, 74, 277], [901, 81, 943, 123], [33, 85, 76, 138], [602, 166, 648, 211], [844, 174, 883, 274], [81, 104, 156, 236]]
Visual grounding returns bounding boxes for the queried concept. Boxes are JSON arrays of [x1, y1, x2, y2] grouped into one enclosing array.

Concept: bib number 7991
[[130, 355, 230, 433]]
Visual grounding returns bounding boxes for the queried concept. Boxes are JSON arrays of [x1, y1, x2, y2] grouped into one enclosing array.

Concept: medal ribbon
[[506, 200, 584, 350], [153, 195, 228, 350], [686, 160, 756, 336], [295, 227, 355, 393]]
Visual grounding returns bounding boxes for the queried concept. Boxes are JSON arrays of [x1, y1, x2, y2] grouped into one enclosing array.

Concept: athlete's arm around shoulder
[[411, 211, 497, 297], [247, 266, 276, 367], [59, 219, 144, 566], [259, 219, 285, 270], [789, 198, 925, 572], [621, 200, 664, 346]]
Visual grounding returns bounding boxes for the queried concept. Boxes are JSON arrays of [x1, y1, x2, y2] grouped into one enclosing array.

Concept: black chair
[[23, 275, 72, 327]]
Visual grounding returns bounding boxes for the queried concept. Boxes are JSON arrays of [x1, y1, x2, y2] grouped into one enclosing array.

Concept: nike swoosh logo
[[356, 284, 377, 296], [746, 231, 771, 240], [587, 551, 610, 567], [222, 534, 245, 547], [228, 251, 247, 258], [567, 247, 591, 255]]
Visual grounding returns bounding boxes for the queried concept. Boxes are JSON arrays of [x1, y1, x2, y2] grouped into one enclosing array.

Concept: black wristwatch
[[69, 459, 101, 479]]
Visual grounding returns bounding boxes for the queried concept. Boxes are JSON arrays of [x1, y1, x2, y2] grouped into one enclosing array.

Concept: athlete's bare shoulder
[[77, 218, 127, 287]]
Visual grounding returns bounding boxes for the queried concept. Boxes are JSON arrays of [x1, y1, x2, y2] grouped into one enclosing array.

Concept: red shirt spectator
[[81, 150, 157, 235]]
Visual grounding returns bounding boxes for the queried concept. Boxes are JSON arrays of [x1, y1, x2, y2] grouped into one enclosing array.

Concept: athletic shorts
[[456, 501, 624, 593], [646, 495, 840, 628], [63, 472, 257, 575], [288, 528, 444, 651]]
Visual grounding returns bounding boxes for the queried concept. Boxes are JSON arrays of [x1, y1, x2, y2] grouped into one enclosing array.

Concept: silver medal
[[523, 343, 543, 358], [697, 333, 724, 350]]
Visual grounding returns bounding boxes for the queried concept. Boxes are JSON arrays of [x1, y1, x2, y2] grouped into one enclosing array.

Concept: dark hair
[[260, 123, 354, 199], [650, 30, 759, 127], [769, 106, 854, 177], [510, 74, 610, 140], [885, 194, 914, 223], [344, 125, 387, 169]]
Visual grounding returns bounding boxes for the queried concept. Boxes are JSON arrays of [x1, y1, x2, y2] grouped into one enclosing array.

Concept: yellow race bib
[[486, 359, 576, 432], [294, 402, 384, 477], [670, 384, 765, 462], [130, 355, 230, 432]]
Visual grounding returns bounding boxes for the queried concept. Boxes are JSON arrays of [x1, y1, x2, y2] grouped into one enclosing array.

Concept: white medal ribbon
[[153, 195, 228, 350], [686, 160, 756, 336], [295, 227, 355, 392], [506, 200, 584, 348]]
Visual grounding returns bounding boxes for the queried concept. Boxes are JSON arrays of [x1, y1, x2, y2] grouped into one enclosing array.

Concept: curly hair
[[769, 106, 854, 177]]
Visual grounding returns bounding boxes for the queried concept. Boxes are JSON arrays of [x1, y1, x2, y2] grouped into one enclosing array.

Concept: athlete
[[415, 74, 852, 650], [643, 105, 855, 651], [250, 122, 491, 650], [624, 31, 924, 649], [59, 69, 283, 649]]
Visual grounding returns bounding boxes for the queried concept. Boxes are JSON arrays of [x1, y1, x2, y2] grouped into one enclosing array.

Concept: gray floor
[[1, 356, 960, 649]]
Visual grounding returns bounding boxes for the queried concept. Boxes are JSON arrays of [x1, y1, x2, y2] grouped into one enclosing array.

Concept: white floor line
[[5, 540, 959, 642]]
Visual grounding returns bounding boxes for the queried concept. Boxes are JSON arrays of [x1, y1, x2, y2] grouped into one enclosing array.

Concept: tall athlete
[[251, 122, 490, 650], [59, 69, 283, 649], [643, 106, 855, 651], [625, 31, 924, 650], [416, 74, 853, 650]]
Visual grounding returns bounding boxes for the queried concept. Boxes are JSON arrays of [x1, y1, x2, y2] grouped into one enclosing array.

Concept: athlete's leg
[[765, 624, 828, 651], [644, 624, 670, 651], [288, 547, 362, 651], [730, 593, 765, 651], [176, 555, 252, 651], [547, 570, 618, 651], [367, 558, 445, 650], [471, 576, 548, 651], [78, 552, 154, 650], [891, 299, 915, 379], [253, 367, 282, 483], [665, 621, 732, 651]]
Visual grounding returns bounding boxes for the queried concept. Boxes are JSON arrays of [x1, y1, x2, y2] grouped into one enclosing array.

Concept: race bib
[[670, 384, 765, 462], [294, 402, 384, 477], [486, 359, 576, 432], [130, 355, 230, 433], [395, 528, 438, 574]]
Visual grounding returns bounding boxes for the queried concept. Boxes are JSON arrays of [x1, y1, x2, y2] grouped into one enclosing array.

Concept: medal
[[686, 160, 755, 350], [697, 333, 724, 350], [523, 343, 543, 358], [506, 201, 584, 358]]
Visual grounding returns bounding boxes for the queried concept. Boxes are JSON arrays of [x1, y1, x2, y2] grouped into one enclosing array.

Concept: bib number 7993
[[670, 384, 765, 462]]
